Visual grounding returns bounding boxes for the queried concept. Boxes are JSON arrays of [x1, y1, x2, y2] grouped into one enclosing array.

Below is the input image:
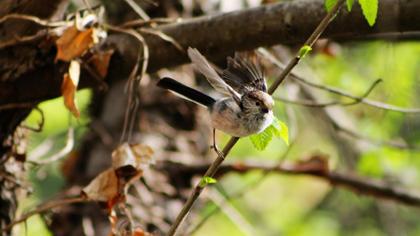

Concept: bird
[[157, 47, 274, 137]]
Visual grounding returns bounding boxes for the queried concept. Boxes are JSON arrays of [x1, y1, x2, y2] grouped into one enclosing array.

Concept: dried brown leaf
[[112, 143, 153, 173], [82, 168, 119, 203], [61, 60, 80, 118], [55, 26, 95, 62], [82, 143, 153, 210]]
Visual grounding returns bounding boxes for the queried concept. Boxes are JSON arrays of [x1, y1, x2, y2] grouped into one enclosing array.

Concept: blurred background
[[17, 0, 420, 235]]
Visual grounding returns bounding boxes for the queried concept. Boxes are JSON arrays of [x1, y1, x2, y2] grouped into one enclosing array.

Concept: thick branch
[[144, 0, 419, 71]]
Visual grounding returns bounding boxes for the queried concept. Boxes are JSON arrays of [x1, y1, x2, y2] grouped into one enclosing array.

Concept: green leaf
[[346, 0, 354, 11], [271, 117, 289, 145], [249, 117, 289, 151], [324, 0, 337, 12], [298, 45, 312, 59], [250, 127, 273, 151], [359, 0, 378, 26], [199, 176, 217, 188]]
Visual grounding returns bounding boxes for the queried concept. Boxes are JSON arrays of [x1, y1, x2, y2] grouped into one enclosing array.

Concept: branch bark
[[159, 159, 420, 208], [143, 0, 419, 71]]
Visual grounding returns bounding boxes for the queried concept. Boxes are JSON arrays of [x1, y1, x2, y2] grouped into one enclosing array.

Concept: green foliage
[[325, 0, 354, 12], [250, 117, 288, 151], [25, 214, 52, 236], [271, 117, 289, 145], [25, 89, 91, 137], [298, 45, 312, 59], [346, 0, 354, 11], [324, 0, 377, 25], [359, 0, 378, 26], [199, 176, 217, 188], [324, 0, 337, 12]]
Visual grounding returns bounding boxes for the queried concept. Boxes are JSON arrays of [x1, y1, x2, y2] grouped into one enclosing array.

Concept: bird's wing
[[187, 47, 241, 103], [222, 53, 267, 93]]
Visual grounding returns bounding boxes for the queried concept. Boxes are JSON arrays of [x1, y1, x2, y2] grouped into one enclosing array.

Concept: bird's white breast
[[210, 98, 273, 137]]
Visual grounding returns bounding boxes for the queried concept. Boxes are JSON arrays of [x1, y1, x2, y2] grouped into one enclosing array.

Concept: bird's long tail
[[157, 77, 216, 107]]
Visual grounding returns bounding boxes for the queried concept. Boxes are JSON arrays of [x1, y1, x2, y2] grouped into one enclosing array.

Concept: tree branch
[[159, 159, 420, 208], [143, 0, 420, 72]]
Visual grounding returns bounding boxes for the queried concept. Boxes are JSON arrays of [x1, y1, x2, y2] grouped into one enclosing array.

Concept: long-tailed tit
[[157, 47, 274, 137]]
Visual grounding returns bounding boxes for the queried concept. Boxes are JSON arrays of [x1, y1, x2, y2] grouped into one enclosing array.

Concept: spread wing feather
[[222, 54, 267, 93], [187, 47, 241, 103]]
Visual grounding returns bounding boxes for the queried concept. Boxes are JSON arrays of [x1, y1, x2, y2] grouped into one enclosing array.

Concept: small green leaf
[[324, 0, 337, 12], [250, 127, 273, 151], [199, 176, 217, 188], [271, 117, 289, 145], [346, 0, 354, 11], [249, 117, 289, 150], [298, 45, 312, 58], [359, 0, 378, 26]]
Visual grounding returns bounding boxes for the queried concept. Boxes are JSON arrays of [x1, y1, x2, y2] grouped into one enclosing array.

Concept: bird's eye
[[255, 101, 260, 106]]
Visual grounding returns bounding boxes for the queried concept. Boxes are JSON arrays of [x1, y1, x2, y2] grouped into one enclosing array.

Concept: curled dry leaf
[[61, 60, 81, 118], [112, 143, 153, 172], [55, 26, 98, 62], [82, 168, 120, 203], [82, 143, 153, 207]]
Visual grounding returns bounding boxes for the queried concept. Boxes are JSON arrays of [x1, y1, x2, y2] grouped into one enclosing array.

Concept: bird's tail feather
[[157, 77, 216, 107]]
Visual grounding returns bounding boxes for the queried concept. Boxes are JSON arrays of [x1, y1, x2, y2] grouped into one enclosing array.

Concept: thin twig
[[0, 30, 48, 49], [123, 51, 141, 143], [274, 79, 382, 108], [166, 1, 346, 235], [29, 127, 74, 165], [20, 107, 45, 132], [275, 97, 341, 107], [294, 75, 420, 113], [121, 52, 141, 143], [106, 25, 149, 143], [123, 0, 151, 21], [1, 196, 86, 232], [120, 18, 176, 28], [139, 28, 184, 52], [0, 13, 66, 27], [335, 124, 420, 150]]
